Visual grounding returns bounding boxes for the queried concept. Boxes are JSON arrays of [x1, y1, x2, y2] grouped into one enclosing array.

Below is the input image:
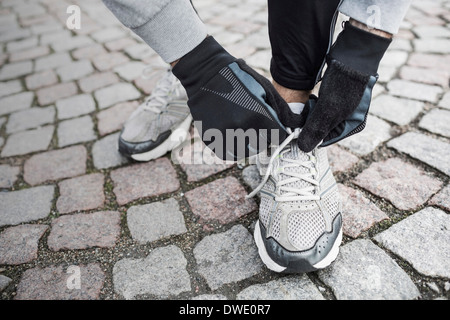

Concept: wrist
[[349, 19, 393, 39]]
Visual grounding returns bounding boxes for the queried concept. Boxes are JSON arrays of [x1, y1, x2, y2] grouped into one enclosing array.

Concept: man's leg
[[268, 0, 342, 105]]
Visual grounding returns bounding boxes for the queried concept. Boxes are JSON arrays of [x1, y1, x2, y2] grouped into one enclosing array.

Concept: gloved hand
[[173, 36, 300, 161], [298, 21, 392, 153]]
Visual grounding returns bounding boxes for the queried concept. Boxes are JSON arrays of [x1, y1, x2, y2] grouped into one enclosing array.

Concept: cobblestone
[[175, 140, 234, 182], [127, 198, 187, 244], [94, 82, 141, 109], [110, 158, 179, 205], [15, 264, 105, 300], [185, 177, 257, 224], [9, 46, 49, 63], [24, 146, 87, 185], [92, 132, 129, 169], [25, 69, 58, 90], [56, 60, 94, 82], [418, 108, 450, 138], [338, 115, 393, 155], [0, 60, 33, 80], [387, 79, 443, 103], [0, 275, 11, 292], [429, 184, 450, 211], [6, 106, 55, 134], [0, 185, 54, 227], [388, 132, 450, 176], [48, 211, 121, 251], [353, 158, 443, 210], [36, 82, 78, 106], [370, 94, 425, 126], [0, 79, 22, 98], [1, 125, 54, 157], [193, 225, 263, 290], [113, 245, 191, 299], [0, 224, 48, 265], [34, 52, 72, 72], [236, 276, 324, 300], [327, 145, 359, 173], [57, 115, 96, 147], [78, 71, 119, 93], [0, 91, 34, 116], [0, 164, 20, 188], [96, 101, 138, 136], [338, 184, 389, 238], [318, 239, 420, 300], [55, 94, 96, 120], [56, 173, 105, 214], [375, 207, 450, 278]]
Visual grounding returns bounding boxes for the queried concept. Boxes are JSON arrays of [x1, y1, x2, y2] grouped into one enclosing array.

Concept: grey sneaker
[[248, 128, 343, 273], [118, 67, 192, 161]]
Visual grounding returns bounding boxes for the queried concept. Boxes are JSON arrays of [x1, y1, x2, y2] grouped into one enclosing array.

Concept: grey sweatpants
[[102, 0, 411, 63]]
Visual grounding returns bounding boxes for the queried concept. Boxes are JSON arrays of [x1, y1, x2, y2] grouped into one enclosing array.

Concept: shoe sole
[[254, 221, 343, 273], [130, 115, 193, 162]]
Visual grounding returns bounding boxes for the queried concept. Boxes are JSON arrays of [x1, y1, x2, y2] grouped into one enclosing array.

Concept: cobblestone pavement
[[0, 0, 449, 300]]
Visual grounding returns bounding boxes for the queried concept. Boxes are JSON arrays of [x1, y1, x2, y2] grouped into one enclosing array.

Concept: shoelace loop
[[141, 66, 180, 114], [246, 128, 320, 202]]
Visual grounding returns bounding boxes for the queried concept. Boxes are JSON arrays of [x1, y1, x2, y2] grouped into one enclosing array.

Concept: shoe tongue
[[277, 140, 315, 202]]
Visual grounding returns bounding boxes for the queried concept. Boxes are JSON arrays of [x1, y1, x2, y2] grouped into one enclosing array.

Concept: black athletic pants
[[268, 0, 342, 91]]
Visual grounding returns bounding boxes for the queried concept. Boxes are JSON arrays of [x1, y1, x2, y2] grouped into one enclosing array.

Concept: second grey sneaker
[[118, 67, 192, 161], [248, 128, 343, 273]]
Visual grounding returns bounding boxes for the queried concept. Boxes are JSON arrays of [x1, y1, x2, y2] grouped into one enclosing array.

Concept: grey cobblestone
[[1, 125, 54, 157], [318, 239, 420, 300], [92, 132, 129, 169], [193, 225, 263, 290], [0, 275, 11, 292], [55, 94, 96, 120], [0, 91, 34, 116], [236, 276, 324, 300], [388, 132, 450, 176], [0, 185, 54, 227], [0, 60, 32, 80], [24, 146, 87, 185], [375, 207, 450, 278], [48, 211, 120, 251], [15, 264, 105, 300], [113, 245, 191, 299], [6, 106, 55, 134], [0, 164, 20, 188], [0, 79, 22, 97], [338, 115, 393, 155], [57, 115, 96, 147], [56, 60, 94, 82], [370, 95, 425, 126], [127, 198, 187, 244], [418, 108, 450, 138], [94, 82, 141, 109], [387, 79, 443, 103], [0, 224, 48, 265]]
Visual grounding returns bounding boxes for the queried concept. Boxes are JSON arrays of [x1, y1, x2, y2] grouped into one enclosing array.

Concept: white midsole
[[254, 222, 342, 273], [131, 115, 192, 162]]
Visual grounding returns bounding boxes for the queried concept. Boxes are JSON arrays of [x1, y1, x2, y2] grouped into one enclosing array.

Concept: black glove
[[173, 36, 300, 161], [298, 21, 391, 153]]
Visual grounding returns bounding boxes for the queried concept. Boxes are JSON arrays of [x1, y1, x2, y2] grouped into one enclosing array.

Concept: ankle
[[272, 80, 311, 104]]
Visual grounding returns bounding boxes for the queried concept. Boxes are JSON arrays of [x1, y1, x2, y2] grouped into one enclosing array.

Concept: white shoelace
[[246, 128, 320, 202], [141, 66, 181, 114]]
